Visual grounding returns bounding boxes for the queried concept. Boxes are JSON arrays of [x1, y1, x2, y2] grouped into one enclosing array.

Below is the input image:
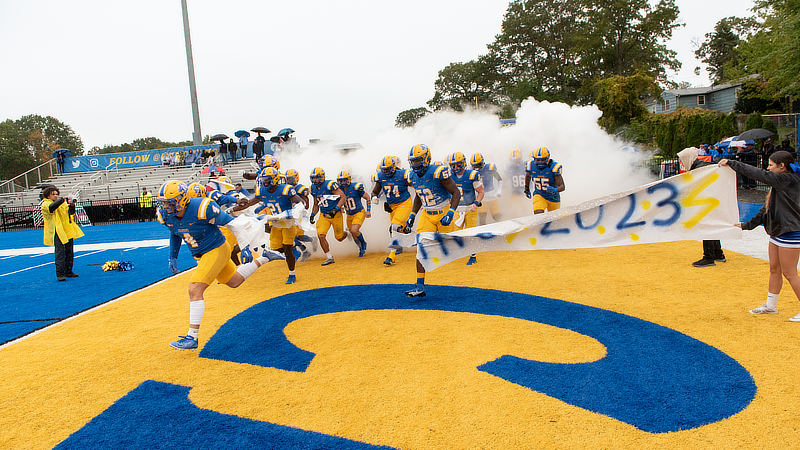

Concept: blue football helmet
[[408, 144, 432, 175]]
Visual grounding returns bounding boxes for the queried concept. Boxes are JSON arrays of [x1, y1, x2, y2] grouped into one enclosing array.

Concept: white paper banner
[[416, 165, 742, 271]]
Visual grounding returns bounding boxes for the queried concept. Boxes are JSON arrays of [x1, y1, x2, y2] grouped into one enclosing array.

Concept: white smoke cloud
[[276, 98, 655, 258]]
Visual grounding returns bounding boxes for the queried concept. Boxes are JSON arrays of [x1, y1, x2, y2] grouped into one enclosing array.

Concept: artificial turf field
[[1, 222, 799, 449]]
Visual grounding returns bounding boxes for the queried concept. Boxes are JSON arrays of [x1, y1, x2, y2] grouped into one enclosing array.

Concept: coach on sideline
[[40, 185, 83, 282]]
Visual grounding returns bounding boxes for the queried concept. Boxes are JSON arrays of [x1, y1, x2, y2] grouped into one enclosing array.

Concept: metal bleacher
[[4, 158, 260, 207]]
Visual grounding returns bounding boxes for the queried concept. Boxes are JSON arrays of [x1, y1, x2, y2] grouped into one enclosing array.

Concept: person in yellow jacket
[[139, 187, 154, 221], [41, 185, 84, 281]]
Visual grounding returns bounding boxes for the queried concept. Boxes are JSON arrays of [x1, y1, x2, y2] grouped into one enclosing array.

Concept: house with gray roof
[[647, 76, 758, 114]]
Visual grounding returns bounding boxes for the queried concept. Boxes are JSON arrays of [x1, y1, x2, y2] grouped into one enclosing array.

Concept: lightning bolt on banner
[[417, 165, 742, 271]]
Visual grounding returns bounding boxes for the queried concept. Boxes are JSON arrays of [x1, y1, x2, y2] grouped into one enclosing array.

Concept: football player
[[447, 152, 484, 265], [235, 167, 303, 284], [402, 144, 461, 297], [309, 167, 347, 266], [285, 168, 316, 261], [505, 149, 527, 197], [370, 155, 413, 265], [156, 180, 284, 350], [338, 170, 371, 257], [470, 152, 502, 225], [524, 146, 565, 214], [194, 181, 248, 265]]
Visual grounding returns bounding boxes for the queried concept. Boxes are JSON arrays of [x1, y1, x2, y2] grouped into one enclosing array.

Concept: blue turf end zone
[[0, 222, 194, 345]]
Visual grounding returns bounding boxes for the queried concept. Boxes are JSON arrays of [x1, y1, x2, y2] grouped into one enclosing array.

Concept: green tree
[[427, 55, 504, 111], [395, 107, 430, 128], [744, 111, 764, 131], [577, 0, 682, 88], [0, 115, 83, 180], [694, 17, 755, 83], [593, 70, 661, 132]]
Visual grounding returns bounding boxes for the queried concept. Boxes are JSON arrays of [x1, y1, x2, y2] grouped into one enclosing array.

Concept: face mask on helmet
[[310, 168, 325, 186], [408, 144, 431, 175]]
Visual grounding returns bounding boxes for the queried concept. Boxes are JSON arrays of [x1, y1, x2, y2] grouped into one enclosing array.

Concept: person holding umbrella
[[218, 139, 228, 165], [251, 127, 269, 161], [236, 130, 250, 159]]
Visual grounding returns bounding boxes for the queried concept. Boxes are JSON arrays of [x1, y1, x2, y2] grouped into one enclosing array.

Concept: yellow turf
[[1, 242, 799, 449]]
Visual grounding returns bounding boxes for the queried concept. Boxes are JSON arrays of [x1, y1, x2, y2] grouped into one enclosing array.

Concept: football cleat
[[405, 285, 427, 297], [298, 250, 311, 262], [293, 248, 301, 260], [321, 258, 335, 266], [383, 256, 394, 266], [359, 240, 367, 257], [262, 249, 286, 261], [286, 274, 296, 285], [467, 255, 477, 265], [169, 335, 198, 350]]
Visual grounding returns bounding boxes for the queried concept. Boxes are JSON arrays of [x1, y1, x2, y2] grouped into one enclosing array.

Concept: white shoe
[[790, 312, 800, 322], [749, 303, 778, 315]]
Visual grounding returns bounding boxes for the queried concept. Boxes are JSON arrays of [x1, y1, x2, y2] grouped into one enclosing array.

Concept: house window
[[698, 95, 705, 106], [665, 99, 670, 111], [711, 93, 716, 103]]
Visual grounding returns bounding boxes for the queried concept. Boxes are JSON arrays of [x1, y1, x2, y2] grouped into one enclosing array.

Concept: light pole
[[181, 0, 202, 145]]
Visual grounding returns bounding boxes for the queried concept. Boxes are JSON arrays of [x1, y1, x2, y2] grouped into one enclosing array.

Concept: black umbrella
[[210, 133, 229, 141], [737, 128, 774, 141], [251, 126, 270, 134]]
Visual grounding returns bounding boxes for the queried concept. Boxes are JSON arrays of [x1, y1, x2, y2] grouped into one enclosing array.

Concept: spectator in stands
[[780, 139, 795, 159], [762, 138, 776, 167], [201, 148, 210, 162], [40, 185, 83, 281], [56, 151, 66, 174], [253, 133, 265, 161], [238, 133, 249, 159], [228, 138, 238, 164], [219, 140, 228, 165], [139, 187, 154, 222]]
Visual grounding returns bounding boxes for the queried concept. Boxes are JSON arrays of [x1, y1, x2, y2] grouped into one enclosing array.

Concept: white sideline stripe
[[0, 239, 171, 257], [0, 249, 107, 277], [0, 270, 193, 350]]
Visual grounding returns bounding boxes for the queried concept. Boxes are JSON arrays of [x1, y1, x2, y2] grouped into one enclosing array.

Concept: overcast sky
[[0, 0, 757, 152]]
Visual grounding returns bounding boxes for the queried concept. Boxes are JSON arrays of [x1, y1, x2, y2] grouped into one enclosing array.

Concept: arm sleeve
[[741, 206, 765, 231], [48, 197, 65, 213], [727, 160, 794, 188], [169, 233, 182, 259]]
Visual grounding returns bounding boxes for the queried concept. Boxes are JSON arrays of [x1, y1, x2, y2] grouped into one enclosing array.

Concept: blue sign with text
[[63, 145, 217, 173]]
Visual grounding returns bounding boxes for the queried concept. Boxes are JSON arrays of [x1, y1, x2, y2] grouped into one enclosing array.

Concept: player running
[[402, 144, 461, 297], [371, 155, 413, 265], [524, 146, 565, 214], [505, 149, 527, 198], [235, 167, 304, 284], [470, 152, 502, 225], [447, 152, 484, 265], [156, 180, 283, 350], [309, 167, 347, 266], [338, 170, 371, 257]]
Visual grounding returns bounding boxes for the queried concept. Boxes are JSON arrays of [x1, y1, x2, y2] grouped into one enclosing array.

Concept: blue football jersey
[[477, 163, 499, 192], [373, 169, 412, 204], [157, 197, 233, 257], [409, 164, 453, 211], [342, 182, 366, 214], [208, 190, 238, 208], [526, 160, 563, 202], [505, 162, 527, 196], [255, 184, 297, 215], [452, 169, 482, 206], [293, 183, 311, 198], [310, 180, 342, 214]]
